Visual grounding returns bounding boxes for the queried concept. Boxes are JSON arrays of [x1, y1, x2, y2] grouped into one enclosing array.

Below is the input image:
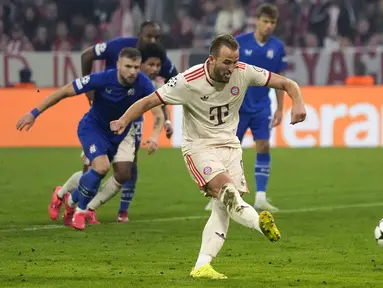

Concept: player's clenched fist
[[110, 119, 128, 135], [290, 102, 306, 125], [143, 137, 158, 155], [16, 113, 36, 131]]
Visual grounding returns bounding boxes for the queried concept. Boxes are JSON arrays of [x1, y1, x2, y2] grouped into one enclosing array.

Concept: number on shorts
[[134, 121, 143, 142]]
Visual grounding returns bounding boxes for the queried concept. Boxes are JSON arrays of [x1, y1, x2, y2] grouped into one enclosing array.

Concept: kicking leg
[[185, 150, 280, 280]]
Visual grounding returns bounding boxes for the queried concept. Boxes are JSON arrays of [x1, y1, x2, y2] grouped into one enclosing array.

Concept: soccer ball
[[374, 218, 383, 246]]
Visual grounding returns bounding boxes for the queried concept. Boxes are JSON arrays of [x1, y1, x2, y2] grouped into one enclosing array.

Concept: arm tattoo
[[153, 117, 161, 130]]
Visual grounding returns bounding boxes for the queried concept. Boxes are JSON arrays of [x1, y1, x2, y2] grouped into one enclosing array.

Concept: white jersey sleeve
[[244, 64, 271, 87], [155, 74, 188, 105]]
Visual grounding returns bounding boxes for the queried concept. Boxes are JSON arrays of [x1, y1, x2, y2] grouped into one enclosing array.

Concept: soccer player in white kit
[[110, 34, 307, 279]]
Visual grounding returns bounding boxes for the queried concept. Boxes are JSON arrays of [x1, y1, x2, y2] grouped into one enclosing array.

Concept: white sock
[[87, 176, 122, 210], [195, 254, 213, 270], [76, 207, 86, 213], [58, 171, 82, 199], [255, 191, 266, 204], [67, 194, 76, 208], [219, 183, 262, 233], [195, 199, 229, 270]]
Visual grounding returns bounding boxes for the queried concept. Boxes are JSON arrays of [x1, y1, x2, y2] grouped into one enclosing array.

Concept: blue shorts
[[237, 107, 272, 142], [77, 118, 119, 164]]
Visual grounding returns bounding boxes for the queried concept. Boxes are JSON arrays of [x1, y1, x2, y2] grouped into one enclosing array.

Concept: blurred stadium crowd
[[1, 0, 382, 54]]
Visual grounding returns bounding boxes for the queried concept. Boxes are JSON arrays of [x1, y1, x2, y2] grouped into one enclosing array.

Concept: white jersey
[[155, 60, 271, 153]]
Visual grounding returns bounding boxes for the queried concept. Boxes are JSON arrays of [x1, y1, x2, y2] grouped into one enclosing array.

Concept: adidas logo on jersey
[[200, 95, 209, 101]]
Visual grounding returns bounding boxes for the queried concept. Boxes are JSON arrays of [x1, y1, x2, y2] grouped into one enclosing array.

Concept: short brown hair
[[119, 47, 142, 60], [209, 34, 239, 57], [255, 3, 279, 19]]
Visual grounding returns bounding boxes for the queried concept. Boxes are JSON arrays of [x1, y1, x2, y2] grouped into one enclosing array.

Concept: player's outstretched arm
[[16, 83, 78, 131], [143, 105, 165, 155], [272, 72, 285, 127], [262, 72, 306, 124], [266, 73, 306, 125], [81, 46, 97, 105], [110, 93, 162, 135], [150, 106, 165, 140]]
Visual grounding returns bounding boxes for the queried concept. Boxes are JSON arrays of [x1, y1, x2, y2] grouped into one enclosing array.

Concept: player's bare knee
[[207, 172, 232, 199], [256, 140, 270, 153], [91, 157, 110, 175], [113, 161, 133, 184]]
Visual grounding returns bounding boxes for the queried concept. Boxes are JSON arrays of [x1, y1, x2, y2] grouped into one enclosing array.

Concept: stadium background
[[1, 0, 382, 147], [1, 1, 383, 287]]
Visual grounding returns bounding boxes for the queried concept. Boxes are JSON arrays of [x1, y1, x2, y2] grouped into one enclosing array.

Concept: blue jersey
[[93, 37, 178, 81], [72, 69, 155, 143], [236, 33, 287, 113]]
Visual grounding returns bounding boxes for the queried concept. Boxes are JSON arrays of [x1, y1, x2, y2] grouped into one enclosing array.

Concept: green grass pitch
[[0, 147, 382, 287]]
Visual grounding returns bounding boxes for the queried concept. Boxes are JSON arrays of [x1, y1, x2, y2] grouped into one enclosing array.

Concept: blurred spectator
[[145, 0, 165, 23], [32, 25, 50, 51], [326, 0, 357, 45], [52, 21, 73, 51], [78, 23, 102, 51], [0, 20, 9, 52], [108, 0, 143, 38], [39, 1, 58, 39], [69, 14, 87, 43], [193, 0, 218, 49], [5, 23, 33, 54], [169, 6, 194, 48], [215, 0, 245, 36], [0, 0, 382, 51], [22, 5, 39, 41]]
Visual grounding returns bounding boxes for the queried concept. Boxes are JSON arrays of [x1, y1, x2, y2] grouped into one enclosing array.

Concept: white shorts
[[81, 125, 137, 165], [183, 147, 248, 194]]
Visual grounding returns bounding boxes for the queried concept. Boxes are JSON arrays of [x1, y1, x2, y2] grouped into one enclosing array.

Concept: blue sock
[[71, 189, 80, 204], [74, 169, 105, 210], [120, 162, 138, 213], [255, 153, 270, 193]]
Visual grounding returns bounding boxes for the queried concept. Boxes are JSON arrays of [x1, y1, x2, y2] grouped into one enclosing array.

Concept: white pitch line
[[1, 202, 382, 233]]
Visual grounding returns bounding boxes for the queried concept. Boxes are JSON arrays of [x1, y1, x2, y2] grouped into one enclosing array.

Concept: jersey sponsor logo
[[95, 42, 107, 56], [267, 49, 274, 59], [230, 86, 240, 96], [105, 88, 112, 94], [203, 166, 212, 175], [166, 76, 177, 87], [210, 104, 229, 126]]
